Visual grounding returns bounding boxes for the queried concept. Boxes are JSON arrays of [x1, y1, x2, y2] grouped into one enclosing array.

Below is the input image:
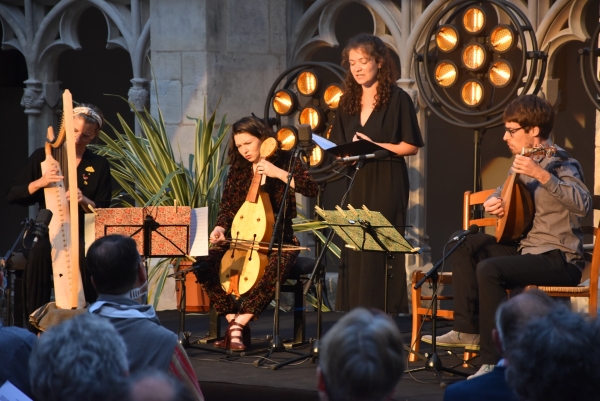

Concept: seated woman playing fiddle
[[193, 116, 318, 351]]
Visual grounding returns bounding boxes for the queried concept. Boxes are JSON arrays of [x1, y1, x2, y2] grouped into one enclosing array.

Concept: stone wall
[[149, 0, 288, 160]]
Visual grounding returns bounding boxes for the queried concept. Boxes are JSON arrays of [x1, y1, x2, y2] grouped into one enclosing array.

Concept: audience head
[[493, 289, 556, 355], [29, 313, 128, 401], [505, 306, 600, 401], [108, 370, 195, 401], [86, 234, 143, 295], [318, 308, 404, 401]]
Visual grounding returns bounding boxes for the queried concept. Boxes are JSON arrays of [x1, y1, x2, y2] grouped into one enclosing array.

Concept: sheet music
[[312, 134, 337, 150], [189, 207, 209, 256]]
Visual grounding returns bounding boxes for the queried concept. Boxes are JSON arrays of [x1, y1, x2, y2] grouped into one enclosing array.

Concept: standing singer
[[329, 33, 424, 314], [193, 116, 318, 351], [422, 95, 591, 378]]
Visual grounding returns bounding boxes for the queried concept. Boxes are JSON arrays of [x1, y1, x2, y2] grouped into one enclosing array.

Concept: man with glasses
[[422, 94, 591, 378]]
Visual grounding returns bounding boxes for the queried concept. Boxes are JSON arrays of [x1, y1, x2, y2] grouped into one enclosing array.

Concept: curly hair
[[339, 33, 398, 115], [227, 116, 276, 169]]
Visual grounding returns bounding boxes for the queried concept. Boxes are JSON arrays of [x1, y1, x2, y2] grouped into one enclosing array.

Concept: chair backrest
[[583, 195, 600, 311], [463, 189, 497, 230]]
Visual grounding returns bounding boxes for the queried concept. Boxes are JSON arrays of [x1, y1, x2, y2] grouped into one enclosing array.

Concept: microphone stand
[[253, 145, 306, 366], [2, 218, 32, 326], [405, 236, 471, 386], [267, 160, 363, 370]]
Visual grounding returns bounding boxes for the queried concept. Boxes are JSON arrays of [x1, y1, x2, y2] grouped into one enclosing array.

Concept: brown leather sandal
[[228, 322, 250, 351], [214, 319, 235, 349]]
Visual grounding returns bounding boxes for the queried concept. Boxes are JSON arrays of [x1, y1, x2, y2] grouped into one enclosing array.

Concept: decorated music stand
[[315, 204, 420, 313], [94, 206, 192, 259]]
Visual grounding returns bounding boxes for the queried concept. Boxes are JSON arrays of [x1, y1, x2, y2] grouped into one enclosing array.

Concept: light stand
[[405, 237, 471, 386]]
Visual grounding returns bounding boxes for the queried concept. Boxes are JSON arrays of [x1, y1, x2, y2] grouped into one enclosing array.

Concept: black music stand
[[314, 204, 420, 313]]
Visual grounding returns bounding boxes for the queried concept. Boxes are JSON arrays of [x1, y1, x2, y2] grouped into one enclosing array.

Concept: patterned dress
[[194, 150, 318, 318]]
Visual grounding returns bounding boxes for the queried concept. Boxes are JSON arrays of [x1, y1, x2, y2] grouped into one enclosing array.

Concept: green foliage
[[91, 102, 230, 308]]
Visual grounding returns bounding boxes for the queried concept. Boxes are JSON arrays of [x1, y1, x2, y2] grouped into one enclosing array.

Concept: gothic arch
[[288, 0, 404, 75], [0, 0, 150, 150]]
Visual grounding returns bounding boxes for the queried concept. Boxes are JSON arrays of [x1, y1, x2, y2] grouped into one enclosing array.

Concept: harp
[[41, 90, 85, 309]]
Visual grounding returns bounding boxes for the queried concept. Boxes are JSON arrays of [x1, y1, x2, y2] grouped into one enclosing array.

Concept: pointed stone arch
[[0, 0, 150, 151]]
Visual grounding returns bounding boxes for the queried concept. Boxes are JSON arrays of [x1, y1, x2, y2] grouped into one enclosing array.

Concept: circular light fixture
[[324, 124, 332, 139], [490, 25, 515, 53], [436, 25, 460, 52], [308, 145, 324, 167], [435, 62, 458, 88], [276, 126, 297, 150], [462, 43, 487, 71], [488, 61, 513, 88], [297, 70, 319, 96], [463, 7, 486, 34], [461, 80, 484, 107], [272, 89, 297, 116], [299, 106, 325, 132], [323, 84, 343, 110]]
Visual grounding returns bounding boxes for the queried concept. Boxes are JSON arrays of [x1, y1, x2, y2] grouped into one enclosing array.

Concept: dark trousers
[[450, 232, 581, 364]]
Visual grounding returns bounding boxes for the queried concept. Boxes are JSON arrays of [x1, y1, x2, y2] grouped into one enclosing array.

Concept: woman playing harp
[[193, 116, 318, 351], [7, 104, 111, 328]]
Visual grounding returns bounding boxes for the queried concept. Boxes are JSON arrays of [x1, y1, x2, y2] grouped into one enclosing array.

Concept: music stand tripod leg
[[174, 269, 227, 354]]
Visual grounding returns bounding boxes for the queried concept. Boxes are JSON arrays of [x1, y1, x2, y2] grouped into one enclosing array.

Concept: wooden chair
[[409, 189, 495, 362], [526, 195, 600, 318]]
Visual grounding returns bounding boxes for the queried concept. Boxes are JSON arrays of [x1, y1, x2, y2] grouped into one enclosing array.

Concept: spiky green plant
[[91, 103, 229, 308]]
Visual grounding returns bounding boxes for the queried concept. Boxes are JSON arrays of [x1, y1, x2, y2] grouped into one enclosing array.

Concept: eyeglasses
[[504, 126, 523, 137]]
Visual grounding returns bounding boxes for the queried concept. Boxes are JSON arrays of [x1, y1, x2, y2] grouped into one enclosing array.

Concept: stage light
[[299, 106, 325, 132], [461, 80, 484, 107], [276, 126, 297, 151], [463, 6, 485, 34], [435, 25, 458, 53], [323, 84, 343, 109], [272, 89, 297, 116], [324, 125, 332, 139], [297, 70, 319, 96], [490, 25, 515, 53], [462, 43, 487, 70], [436, 25, 460, 52], [308, 145, 324, 167], [435, 62, 458, 88], [488, 61, 513, 88]]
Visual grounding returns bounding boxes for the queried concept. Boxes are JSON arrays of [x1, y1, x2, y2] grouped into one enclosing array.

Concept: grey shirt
[[491, 141, 591, 269]]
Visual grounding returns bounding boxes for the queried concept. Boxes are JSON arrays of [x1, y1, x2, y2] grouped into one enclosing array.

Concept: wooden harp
[[41, 89, 85, 309], [495, 146, 556, 244]]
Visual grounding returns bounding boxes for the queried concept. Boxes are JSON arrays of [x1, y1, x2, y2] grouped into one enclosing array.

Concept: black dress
[[7, 147, 111, 316], [329, 85, 424, 314]]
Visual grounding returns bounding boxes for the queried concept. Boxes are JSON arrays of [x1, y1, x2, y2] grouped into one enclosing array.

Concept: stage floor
[[158, 308, 476, 401]]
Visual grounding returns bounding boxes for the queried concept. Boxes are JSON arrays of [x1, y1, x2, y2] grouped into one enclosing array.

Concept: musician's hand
[[353, 133, 372, 142], [39, 166, 63, 188], [65, 189, 95, 212], [512, 154, 551, 184], [209, 226, 227, 244], [484, 196, 505, 218], [256, 160, 286, 181]]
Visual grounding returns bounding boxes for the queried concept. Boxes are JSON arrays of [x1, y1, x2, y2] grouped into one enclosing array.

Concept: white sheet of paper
[[0, 381, 33, 401], [189, 207, 209, 257]]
